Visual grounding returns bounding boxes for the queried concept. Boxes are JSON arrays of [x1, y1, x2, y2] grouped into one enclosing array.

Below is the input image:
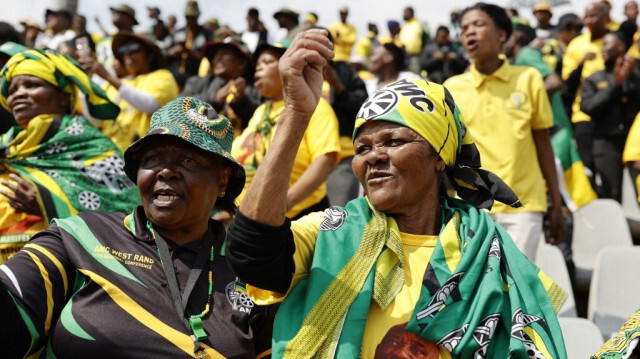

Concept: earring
[[219, 191, 225, 198]]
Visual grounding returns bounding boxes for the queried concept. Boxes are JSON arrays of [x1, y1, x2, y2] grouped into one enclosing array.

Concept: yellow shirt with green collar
[[231, 99, 340, 218], [443, 59, 553, 214], [378, 35, 403, 48], [102, 69, 178, 152], [329, 22, 357, 62], [399, 18, 423, 55], [247, 211, 452, 358], [561, 31, 605, 123]]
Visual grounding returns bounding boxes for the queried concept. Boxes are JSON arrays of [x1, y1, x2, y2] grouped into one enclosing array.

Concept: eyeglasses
[[117, 42, 142, 56]]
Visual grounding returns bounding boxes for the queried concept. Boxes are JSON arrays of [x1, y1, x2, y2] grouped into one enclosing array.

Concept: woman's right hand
[[78, 57, 109, 80], [278, 29, 334, 117], [0, 173, 42, 216]]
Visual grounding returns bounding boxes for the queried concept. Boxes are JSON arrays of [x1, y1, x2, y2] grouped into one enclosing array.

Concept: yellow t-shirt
[[399, 18, 423, 55], [444, 60, 553, 213], [561, 32, 604, 123], [102, 69, 179, 152], [231, 99, 340, 218], [329, 22, 357, 62], [623, 112, 640, 164], [378, 35, 403, 48], [355, 33, 375, 57], [248, 212, 451, 357]]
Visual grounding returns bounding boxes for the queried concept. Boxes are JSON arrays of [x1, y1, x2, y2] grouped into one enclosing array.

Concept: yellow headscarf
[[354, 78, 521, 209], [0, 49, 119, 120]]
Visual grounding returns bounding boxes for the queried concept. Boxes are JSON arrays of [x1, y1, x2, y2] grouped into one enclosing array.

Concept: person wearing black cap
[[181, 39, 261, 131], [34, 7, 75, 50], [581, 31, 640, 202]]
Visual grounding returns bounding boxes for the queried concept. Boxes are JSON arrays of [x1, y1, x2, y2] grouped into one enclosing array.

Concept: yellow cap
[[533, 1, 552, 12]]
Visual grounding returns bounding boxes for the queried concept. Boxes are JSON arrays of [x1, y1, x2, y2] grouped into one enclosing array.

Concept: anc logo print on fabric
[[319, 206, 349, 231], [357, 89, 399, 120]]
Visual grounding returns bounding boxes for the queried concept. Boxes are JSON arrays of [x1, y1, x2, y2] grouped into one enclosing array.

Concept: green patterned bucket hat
[[124, 96, 245, 202]]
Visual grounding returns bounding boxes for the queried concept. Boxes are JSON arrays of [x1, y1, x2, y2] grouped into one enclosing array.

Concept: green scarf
[[273, 197, 567, 358], [593, 308, 640, 358], [0, 114, 139, 246]]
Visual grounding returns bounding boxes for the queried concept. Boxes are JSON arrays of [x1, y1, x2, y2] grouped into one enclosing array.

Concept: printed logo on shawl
[[472, 314, 501, 358], [488, 236, 501, 259], [415, 272, 464, 320], [319, 207, 348, 231], [64, 119, 85, 135], [511, 308, 546, 359], [226, 278, 255, 313], [357, 89, 399, 120], [72, 154, 134, 194], [437, 324, 469, 352]]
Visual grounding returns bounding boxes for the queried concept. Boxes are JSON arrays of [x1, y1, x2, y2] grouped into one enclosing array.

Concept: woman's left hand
[[0, 173, 42, 216]]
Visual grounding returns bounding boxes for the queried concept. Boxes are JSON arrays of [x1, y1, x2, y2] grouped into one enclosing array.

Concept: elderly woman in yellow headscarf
[[225, 29, 568, 358], [0, 48, 139, 263]]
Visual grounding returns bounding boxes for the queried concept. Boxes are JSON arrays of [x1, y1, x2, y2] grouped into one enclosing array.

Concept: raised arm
[[238, 30, 334, 226]]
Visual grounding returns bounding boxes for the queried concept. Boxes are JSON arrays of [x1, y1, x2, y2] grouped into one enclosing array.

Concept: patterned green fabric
[[593, 308, 640, 358], [124, 96, 245, 201], [0, 114, 139, 224], [273, 197, 567, 358]]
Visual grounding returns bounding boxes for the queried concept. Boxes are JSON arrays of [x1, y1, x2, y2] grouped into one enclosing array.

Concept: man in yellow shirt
[[399, 7, 424, 73], [379, 20, 402, 48], [444, 3, 564, 260], [329, 6, 357, 62], [562, 2, 607, 172]]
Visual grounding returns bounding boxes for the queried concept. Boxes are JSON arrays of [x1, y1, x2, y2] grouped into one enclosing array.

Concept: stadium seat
[[588, 246, 640, 339], [621, 167, 640, 239], [572, 199, 633, 288], [535, 242, 577, 317], [558, 317, 604, 358]]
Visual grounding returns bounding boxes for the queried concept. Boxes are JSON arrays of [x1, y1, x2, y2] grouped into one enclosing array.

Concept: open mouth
[[153, 188, 182, 205], [465, 39, 478, 51]]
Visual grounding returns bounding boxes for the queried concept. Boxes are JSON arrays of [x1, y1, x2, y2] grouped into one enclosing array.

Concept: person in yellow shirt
[[601, 0, 621, 30], [225, 29, 567, 359], [561, 2, 607, 173], [80, 32, 179, 152], [328, 6, 357, 62], [230, 40, 340, 219], [444, 3, 564, 261], [400, 7, 424, 73], [355, 23, 379, 59], [379, 20, 403, 48]]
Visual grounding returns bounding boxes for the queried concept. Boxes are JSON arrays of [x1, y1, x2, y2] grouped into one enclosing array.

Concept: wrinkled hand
[[546, 205, 565, 245], [0, 173, 41, 216], [279, 29, 334, 116], [215, 78, 247, 105]]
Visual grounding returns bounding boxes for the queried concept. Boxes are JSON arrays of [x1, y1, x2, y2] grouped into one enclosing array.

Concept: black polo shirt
[[0, 206, 275, 358]]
